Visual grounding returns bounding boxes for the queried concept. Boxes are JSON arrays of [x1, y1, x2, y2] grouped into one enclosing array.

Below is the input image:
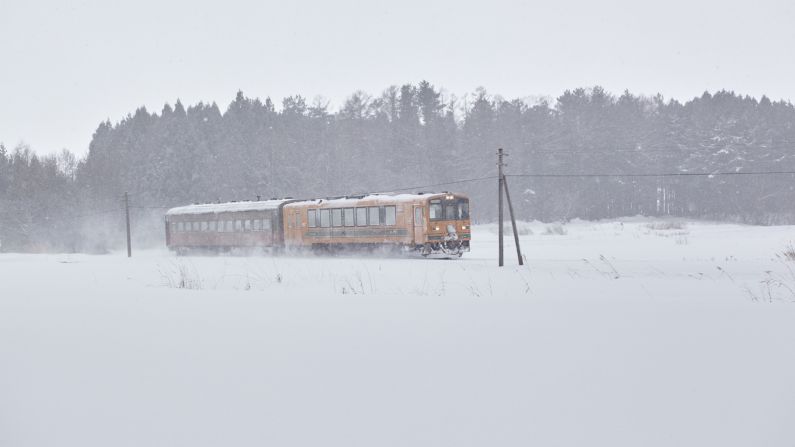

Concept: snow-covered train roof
[[285, 192, 464, 208], [166, 199, 293, 216]]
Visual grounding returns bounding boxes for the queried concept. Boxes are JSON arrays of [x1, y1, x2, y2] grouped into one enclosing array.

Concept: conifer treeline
[[2, 82, 795, 252]]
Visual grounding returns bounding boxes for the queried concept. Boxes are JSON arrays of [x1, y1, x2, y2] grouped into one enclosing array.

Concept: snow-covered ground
[[2, 219, 795, 446]]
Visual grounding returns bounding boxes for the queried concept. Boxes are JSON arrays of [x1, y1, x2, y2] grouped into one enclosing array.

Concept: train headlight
[[445, 194, 454, 200], [462, 225, 468, 230], [434, 226, 440, 231]]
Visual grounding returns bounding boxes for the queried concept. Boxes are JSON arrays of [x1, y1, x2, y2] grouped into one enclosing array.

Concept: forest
[[2, 82, 795, 252]]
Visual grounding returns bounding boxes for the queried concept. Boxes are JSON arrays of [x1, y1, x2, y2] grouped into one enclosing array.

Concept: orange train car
[[282, 192, 470, 257]]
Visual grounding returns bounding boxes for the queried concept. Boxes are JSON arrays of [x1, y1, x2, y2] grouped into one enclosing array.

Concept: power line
[[58, 208, 122, 222], [349, 176, 496, 196], [506, 170, 795, 179], [119, 170, 795, 212], [121, 177, 497, 211]]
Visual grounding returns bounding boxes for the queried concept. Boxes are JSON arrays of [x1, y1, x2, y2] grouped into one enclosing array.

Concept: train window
[[320, 209, 330, 227], [332, 208, 342, 227], [368, 206, 380, 225], [458, 200, 470, 219], [356, 208, 367, 226], [385, 206, 396, 226], [217, 221, 223, 232], [344, 208, 354, 227], [245, 220, 252, 231], [308, 209, 317, 227], [294, 213, 300, 228], [263, 219, 272, 230], [414, 207, 423, 225], [253, 219, 261, 231], [429, 200, 442, 220], [177, 222, 184, 232], [201, 221, 208, 232], [208, 221, 216, 232], [445, 202, 456, 220], [235, 220, 242, 232], [225, 221, 232, 232]]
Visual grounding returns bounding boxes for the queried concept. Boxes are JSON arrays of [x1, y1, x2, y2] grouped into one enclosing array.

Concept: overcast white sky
[[1, 0, 794, 156]]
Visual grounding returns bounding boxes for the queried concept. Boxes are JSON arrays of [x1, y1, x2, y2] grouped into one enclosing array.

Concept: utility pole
[[502, 174, 524, 265], [497, 148, 505, 267], [124, 192, 131, 258]]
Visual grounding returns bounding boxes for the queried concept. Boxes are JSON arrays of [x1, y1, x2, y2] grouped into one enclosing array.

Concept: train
[[165, 192, 471, 257]]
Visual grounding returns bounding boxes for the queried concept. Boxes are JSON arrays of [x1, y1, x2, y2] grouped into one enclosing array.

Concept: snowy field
[[2, 219, 795, 446]]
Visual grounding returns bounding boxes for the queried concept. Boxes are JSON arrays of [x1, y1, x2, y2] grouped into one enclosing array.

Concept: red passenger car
[[165, 199, 294, 254]]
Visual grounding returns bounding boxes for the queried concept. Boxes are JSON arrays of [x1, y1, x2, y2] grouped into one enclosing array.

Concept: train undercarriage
[[417, 240, 470, 258]]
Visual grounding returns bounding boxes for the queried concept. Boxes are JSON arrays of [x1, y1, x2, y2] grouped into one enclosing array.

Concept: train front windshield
[[430, 198, 469, 220], [457, 199, 469, 219]]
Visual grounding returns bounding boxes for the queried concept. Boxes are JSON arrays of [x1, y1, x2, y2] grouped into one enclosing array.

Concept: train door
[[284, 209, 301, 247], [293, 210, 302, 243], [413, 206, 425, 243]]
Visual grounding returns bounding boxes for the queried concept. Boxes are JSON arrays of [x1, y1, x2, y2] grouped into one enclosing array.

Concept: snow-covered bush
[[159, 261, 203, 290], [543, 223, 567, 235], [645, 221, 687, 231], [782, 243, 795, 261]]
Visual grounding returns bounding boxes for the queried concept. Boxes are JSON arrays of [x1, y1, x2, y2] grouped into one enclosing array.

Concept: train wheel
[[421, 243, 432, 257]]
